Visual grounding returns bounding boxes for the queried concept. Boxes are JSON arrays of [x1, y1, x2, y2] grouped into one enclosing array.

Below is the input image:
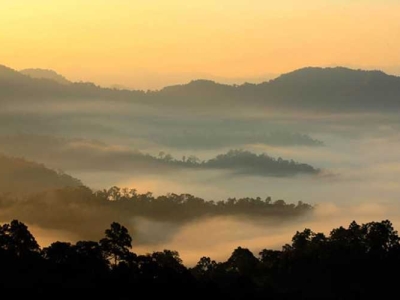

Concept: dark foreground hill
[[0, 218, 398, 299]]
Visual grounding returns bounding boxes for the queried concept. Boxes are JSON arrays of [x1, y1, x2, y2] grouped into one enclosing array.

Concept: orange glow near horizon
[[1, 0, 399, 89]]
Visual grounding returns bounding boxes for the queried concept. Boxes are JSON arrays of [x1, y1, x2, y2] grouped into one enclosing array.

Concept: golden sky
[[1, 0, 399, 89]]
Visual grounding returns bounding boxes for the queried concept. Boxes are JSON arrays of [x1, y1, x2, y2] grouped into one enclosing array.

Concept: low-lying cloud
[[0, 135, 320, 178], [20, 201, 400, 267], [132, 202, 400, 266]]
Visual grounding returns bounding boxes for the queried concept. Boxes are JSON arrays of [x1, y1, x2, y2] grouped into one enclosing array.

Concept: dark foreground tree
[[0, 218, 399, 299], [100, 222, 132, 266], [0, 219, 40, 256]]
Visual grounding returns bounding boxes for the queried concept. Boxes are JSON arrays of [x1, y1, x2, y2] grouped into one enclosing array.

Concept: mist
[[2, 64, 400, 269], [132, 202, 400, 266], [25, 201, 400, 266], [2, 0, 400, 295]]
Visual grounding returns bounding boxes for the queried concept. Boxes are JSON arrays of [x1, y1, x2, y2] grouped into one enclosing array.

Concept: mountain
[[255, 67, 400, 111], [0, 154, 82, 196], [156, 67, 400, 111], [0, 64, 144, 101], [0, 64, 70, 99], [20, 68, 71, 85], [0, 64, 32, 83], [1, 64, 400, 112], [155, 79, 238, 107]]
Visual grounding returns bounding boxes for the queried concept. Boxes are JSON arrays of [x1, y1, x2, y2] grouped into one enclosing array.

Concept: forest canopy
[[0, 218, 398, 299], [0, 185, 312, 241]]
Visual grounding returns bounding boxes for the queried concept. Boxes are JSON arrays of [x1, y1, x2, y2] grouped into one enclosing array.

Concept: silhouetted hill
[[256, 67, 400, 111], [0, 64, 70, 99], [156, 67, 400, 110], [0, 154, 82, 195], [204, 149, 318, 176], [0, 64, 144, 101], [0, 186, 313, 241], [2, 64, 400, 111], [0, 64, 31, 82], [0, 135, 320, 177], [20, 68, 71, 85], [160, 79, 232, 96]]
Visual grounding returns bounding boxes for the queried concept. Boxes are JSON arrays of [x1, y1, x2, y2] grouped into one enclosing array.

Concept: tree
[[151, 250, 185, 273], [227, 247, 259, 275], [259, 249, 281, 267], [192, 256, 217, 278], [158, 151, 165, 159], [187, 155, 200, 164], [100, 222, 132, 267], [43, 241, 75, 264], [291, 228, 315, 251], [163, 153, 174, 162], [75, 240, 110, 271], [107, 186, 122, 201], [363, 220, 399, 254], [0, 220, 40, 256], [75, 241, 107, 262]]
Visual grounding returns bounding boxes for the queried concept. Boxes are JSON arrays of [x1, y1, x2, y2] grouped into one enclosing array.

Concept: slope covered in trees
[[0, 218, 398, 299], [20, 68, 71, 85], [0, 137, 320, 177], [0, 186, 312, 240], [0, 154, 82, 195]]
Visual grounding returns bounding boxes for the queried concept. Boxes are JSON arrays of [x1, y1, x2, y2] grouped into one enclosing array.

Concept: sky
[[1, 0, 400, 89]]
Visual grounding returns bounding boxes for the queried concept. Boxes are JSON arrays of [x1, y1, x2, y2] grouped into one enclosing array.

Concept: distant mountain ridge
[[20, 68, 71, 85], [1, 64, 400, 111]]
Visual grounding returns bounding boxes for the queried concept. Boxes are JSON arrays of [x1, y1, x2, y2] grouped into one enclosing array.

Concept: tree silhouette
[[363, 220, 399, 254], [43, 241, 75, 264], [289, 228, 315, 251], [227, 247, 259, 276], [100, 222, 132, 267], [0, 220, 39, 257], [259, 249, 281, 268], [193, 256, 217, 277], [0, 218, 399, 297], [150, 250, 185, 273]]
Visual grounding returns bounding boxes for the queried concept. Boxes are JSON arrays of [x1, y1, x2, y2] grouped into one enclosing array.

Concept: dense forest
[[1, 218, 398, 299], [0, 185, 312, 240]]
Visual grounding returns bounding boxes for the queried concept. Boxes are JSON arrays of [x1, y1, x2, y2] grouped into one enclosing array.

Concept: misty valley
[[2, 64, 400, 298], [3, 0, 400, 296]]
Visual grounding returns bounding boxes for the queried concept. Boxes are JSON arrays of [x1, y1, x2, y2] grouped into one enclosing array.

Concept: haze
[[1, 0, 400, 89], [1, 0, 400, 267]]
